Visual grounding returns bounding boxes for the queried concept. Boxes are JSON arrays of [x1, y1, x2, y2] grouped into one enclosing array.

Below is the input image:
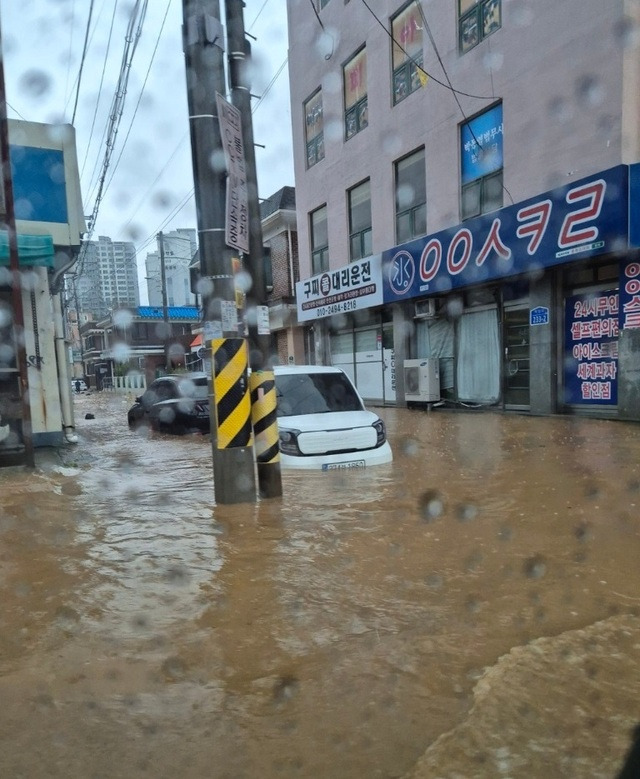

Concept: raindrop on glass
[[19, 69, 52, 98], [419, 489, 444, 522]]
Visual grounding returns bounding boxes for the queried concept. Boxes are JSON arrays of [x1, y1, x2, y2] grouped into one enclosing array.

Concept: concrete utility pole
[[225, 0, 282, 498], [157, 231, 171, 371], [225, 0, 269, 366], [0, 15, 34, 467], [182, 0, 256, 504]]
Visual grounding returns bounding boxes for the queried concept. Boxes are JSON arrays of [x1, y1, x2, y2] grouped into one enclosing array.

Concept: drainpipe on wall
[[52, 291, 77, 444], [50, 251, 79, 445]]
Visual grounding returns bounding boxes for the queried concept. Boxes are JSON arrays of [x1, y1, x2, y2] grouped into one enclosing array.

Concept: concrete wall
[[287, 0, 629, 280]]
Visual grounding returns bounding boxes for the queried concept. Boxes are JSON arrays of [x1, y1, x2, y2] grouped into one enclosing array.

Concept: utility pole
[[182, 0, 256, 504], [158, 231, 171, 372], [225, 0, 282, 498], [0, 15, 34, 467]]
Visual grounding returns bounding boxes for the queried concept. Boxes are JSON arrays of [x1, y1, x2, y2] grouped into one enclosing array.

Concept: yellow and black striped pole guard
[[249, 370, 281, 465], [211, 338, 253, 450]]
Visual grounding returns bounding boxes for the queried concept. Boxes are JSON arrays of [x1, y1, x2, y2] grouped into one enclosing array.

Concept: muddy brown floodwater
[[1, 391, 640, 778]]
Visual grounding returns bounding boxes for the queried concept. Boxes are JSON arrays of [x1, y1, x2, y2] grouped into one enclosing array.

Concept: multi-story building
[[286, 0, 640, 420], [81, 305, 200, 389], [145, 229, 198, 308], [71, 235, 140, 319], [260, 186, 307, 364]]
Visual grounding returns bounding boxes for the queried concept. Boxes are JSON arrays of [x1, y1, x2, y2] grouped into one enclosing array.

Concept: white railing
[[103, 375, 147, 393]]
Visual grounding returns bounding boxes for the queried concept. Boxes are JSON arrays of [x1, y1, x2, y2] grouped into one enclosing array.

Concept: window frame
[[458, 0, 501, 54], [344, 47, 368, 140], [394, 147, 427, 244], [391, 1, 424, 105], [310, 205, 329, 275], [459, 103, 504, 221], [348, 179, 372, 262], [304, 89, 325, 169]]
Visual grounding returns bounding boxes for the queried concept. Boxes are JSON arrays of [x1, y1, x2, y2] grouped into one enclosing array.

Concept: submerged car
[[127, 373, 210, 434], [274, 365, 392, 470]]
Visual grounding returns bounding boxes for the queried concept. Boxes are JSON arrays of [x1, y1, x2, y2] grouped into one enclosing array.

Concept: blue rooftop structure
[[137, 306, 199, 320]]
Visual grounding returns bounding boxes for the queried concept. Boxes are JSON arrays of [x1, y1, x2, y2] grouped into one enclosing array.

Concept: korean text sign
[[216, 93, 249, 254], [461, 103, 503, 185], [383, 165, 629, 303], [564, 290, 618, 405], [296, 255, 383, 322]]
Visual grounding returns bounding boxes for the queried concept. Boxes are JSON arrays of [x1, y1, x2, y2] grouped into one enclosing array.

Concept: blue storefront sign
[[564, 290, 619, 406], [383, 165, 630, 303], [461, 103, 503, 185]]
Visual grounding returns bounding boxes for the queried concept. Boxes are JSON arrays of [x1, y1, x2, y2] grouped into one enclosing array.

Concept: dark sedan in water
[[127, 373, 210, 434]]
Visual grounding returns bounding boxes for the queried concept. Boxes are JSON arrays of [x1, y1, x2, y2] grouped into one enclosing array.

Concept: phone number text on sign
[[313, 299, 358, 318]]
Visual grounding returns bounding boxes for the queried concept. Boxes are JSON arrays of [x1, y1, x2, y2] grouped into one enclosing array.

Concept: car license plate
[[322, 460, 366, 470]]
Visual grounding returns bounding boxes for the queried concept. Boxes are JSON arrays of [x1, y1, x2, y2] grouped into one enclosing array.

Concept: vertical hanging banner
[[216, 93, 249, 253]]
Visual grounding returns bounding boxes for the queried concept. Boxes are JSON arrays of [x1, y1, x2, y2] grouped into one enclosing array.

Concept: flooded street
[[1, 391, 640, 778]]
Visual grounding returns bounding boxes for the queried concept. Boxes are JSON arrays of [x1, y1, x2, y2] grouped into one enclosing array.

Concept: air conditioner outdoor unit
[[404, 358, 440, 402], [414, 298, 437, 319]]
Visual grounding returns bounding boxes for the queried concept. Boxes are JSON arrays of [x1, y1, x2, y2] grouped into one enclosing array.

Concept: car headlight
[[372, 418, 386, 447], [279, 428, 301, 456]]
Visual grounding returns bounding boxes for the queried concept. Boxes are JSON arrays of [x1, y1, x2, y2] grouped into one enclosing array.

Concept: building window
[[348, 180, 372, 261], [305, 90, 324, 168], [395, 148, 426, 244], [392, 2, 424, 105], [460, 103, 503, 220], [344, 48, 368, 140], [310, 205, 329, 275], [459, 0, 501, 54]]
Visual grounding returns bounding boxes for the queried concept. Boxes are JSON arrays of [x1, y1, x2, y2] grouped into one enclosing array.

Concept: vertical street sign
[[216, 92, 249, 254]]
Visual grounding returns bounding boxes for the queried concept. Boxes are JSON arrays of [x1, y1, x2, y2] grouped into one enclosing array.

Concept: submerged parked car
[[127, 373, 210, 434], [274, 365, 392, 470], [127, 367, 392, 469]]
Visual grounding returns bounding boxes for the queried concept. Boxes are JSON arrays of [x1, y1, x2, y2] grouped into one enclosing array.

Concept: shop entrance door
[[354, 325, 396, 404], [503, 306, 530, 408]]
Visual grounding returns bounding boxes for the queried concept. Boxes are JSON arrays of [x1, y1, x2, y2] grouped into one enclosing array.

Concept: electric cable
[[80, 0, 120, 179], [103, 0, 173, 194], [359, 0, 495, 100], [78, 0, 149, 275], [415, 3, 513, 205], [71, 0, 96, 125], [248, 0, 271, 31]]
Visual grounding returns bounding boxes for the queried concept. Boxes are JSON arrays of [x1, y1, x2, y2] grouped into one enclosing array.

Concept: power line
[[415, 2, 514, 204], [359, 0, 496, 101], [248, 0, 271, 31], [80, 0, 120, 179], [103, 0, 173, 195], [71, 0, 96, 125], [78, 0, 149, 274]]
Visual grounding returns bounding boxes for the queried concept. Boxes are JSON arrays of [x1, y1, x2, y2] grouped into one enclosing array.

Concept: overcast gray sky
[[0, 0, 294, 266]]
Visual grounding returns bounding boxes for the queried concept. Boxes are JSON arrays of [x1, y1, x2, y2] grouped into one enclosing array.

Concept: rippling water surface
[[1, 392, 639, 778]]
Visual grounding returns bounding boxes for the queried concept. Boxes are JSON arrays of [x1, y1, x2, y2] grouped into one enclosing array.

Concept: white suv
[[273, 365, 392, 470]]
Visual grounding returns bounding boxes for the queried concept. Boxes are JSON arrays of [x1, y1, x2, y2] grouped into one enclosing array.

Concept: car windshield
[[177, 377, 209, 401], [275, 372, 364, 417]]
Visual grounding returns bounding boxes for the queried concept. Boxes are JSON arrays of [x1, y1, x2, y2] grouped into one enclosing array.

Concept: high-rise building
[[70, 235, 140, 319], [145, 229, 198, 308], [286, 0, 640, 421]]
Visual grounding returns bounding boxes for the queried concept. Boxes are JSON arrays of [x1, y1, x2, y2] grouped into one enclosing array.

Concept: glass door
[[503, 306, 530, 408]]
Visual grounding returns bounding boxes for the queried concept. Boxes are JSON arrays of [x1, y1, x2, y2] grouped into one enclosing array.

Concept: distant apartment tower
[[72, 236, 139, 318], [145, 229, 198, 307]]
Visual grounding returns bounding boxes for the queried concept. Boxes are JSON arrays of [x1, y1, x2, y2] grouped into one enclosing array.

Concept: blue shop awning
[[0, 232, 55, 267]]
